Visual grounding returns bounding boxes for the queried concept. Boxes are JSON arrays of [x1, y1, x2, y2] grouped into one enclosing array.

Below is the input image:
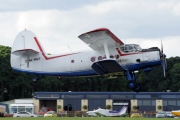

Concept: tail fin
[[118, 106, 127, 115], [11, 29, 45, 72]]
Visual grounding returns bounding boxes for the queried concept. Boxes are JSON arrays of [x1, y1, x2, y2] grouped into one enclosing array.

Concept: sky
[[0, 0, 180, 58]]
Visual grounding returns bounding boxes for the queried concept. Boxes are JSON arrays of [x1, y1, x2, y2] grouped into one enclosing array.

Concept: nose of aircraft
[[160, 42, 167, 77]]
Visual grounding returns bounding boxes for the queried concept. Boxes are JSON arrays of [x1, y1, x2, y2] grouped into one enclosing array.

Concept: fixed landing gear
[[127, 80, 141, 92], [125, 71, 141, 92], [33, 75, 44, 82], [33, 77, 38, 83]]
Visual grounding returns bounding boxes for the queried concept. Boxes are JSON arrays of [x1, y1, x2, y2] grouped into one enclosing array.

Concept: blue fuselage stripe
[[12, 68, 97, 76], [12, 60, 161, 76], [126, 60, 161, 71]]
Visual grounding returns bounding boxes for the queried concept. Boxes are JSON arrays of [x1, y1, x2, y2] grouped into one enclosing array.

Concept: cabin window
[[124, 45, 134, 52], [103, 55, 106, 59], [71, 60, 74, 63], [91, 57, 96, 62], [98, 56, 103, 61], [110, 55, 114, 58], [134, 45, 142, 52], [115, 54, 119, 59]]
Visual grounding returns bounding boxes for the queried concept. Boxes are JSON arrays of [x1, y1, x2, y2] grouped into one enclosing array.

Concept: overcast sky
[[0, 0, 180, 58]]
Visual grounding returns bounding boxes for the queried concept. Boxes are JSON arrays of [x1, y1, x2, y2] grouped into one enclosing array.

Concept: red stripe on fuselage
[[116, 48, 141, 56], [34, 37, 80, 60]]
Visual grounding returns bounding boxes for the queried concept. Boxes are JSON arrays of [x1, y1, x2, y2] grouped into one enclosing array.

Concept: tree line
[[0, 45, 180, 102]]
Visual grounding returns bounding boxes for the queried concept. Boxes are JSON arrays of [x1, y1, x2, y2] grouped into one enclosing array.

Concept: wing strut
[[27, 55, 29, 68], [103, 41, 110, 59]]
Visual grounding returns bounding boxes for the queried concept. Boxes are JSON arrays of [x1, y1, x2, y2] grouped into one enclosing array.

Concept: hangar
[[33, 92, 180, 114]]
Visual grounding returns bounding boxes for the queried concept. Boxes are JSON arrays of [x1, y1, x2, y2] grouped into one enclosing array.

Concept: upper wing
[[78, 28, 124, 51]]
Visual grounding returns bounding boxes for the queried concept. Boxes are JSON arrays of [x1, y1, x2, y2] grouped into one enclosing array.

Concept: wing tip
[[78, 28, 109, 37]]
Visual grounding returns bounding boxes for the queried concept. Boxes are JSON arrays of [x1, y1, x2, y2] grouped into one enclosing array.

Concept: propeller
[[160, 40, 167, 77]]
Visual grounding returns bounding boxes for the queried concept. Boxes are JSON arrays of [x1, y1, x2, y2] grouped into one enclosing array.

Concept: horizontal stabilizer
[[12, 49, 39, 56], [92, 59, 124, 75]]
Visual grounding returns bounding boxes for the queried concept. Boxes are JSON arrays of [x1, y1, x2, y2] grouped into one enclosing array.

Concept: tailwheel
[[127, 80, 136, 90], [134, 83, 141, 92], [33, 77, 38, 83]]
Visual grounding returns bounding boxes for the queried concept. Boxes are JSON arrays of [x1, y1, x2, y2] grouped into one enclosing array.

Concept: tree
[[1, 44, 180, 100], [106, 105, 111, 110], [82, 105, 88, 111], [169, 63, 180, 91], [133, 105, 139, 110], [157, 105, 162, 110]]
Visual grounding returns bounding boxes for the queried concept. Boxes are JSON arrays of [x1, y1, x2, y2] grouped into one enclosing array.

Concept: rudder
[[11, 29, 45, 72]]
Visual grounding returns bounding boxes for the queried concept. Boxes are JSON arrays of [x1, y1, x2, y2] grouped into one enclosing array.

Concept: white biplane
[[10, 28, 166, 92]]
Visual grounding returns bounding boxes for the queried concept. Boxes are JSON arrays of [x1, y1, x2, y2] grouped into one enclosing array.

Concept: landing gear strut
[[33, 75, 44, 82], [125, 71, 141, 92]]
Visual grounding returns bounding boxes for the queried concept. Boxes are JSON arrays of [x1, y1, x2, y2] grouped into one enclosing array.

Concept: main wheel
[[134, 83, 141, 92], [127, 80, 136, 90]]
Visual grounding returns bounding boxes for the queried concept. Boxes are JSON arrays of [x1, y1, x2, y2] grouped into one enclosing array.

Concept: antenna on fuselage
[[67, 45, 72, 52], [124, 36, 126, 52]]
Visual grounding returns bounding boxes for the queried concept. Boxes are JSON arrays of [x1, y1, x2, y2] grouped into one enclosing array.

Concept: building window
[[64, 99, 81, 111], [10, 106, 17, 114], [10, 105, 34, 114], [62, 95, 84, 99], [86, 95, 108, 99], [37, 94, 59, 98], [111, 95, 133, 99], [163, 100, 167, 106], [135, 95, 151, 98], [177, 100, 180, 106], [143, 100, 151, 106], [138, 100, 142, 106], [88, 100, 106, 111], [168, 100, 176, 106], [161, 95, 176, 98]]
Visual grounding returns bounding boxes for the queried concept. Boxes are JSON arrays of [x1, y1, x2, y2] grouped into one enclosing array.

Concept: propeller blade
[[161, 39, 163, 54], [161, 59, 166, 77], [27, 55, 29, 68], [160, 39, 166, 77], [165, 58, 167, 69]]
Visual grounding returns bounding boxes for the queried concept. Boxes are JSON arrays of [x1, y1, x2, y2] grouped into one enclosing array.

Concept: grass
[[0, 117, 176, 120]]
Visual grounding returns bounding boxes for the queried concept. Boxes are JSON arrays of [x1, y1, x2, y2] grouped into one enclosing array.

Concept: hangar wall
[[33, 92, 180, 113]]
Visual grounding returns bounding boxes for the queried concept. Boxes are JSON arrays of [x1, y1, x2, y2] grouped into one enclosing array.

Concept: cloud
[[0, 0, 103, 11], [173, 3, 180, 16], [0, 0, 180, 58]]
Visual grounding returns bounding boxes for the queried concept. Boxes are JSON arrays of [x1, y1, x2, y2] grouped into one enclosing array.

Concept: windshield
[[120, 44, 142, 52], [134, 44, 142, 52], [40, 109, 48, 112], [46, 111, 54, 114], [157, 111, 165, 114]]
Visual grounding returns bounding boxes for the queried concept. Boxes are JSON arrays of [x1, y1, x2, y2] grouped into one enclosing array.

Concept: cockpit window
[[120, 44, 142, 52], [134, 45, 142, 52], [124, 45, 133, 52]]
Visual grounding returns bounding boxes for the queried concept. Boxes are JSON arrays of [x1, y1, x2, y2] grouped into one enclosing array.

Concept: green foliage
[[57, 105, 61, 109], [0, 117, 176, 120], [133, 105, 139, 110], [65, 114, 69, 117], [106, 104, 111, 109], [83, 105, 88, 110], [157, 105, 162, 110]]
